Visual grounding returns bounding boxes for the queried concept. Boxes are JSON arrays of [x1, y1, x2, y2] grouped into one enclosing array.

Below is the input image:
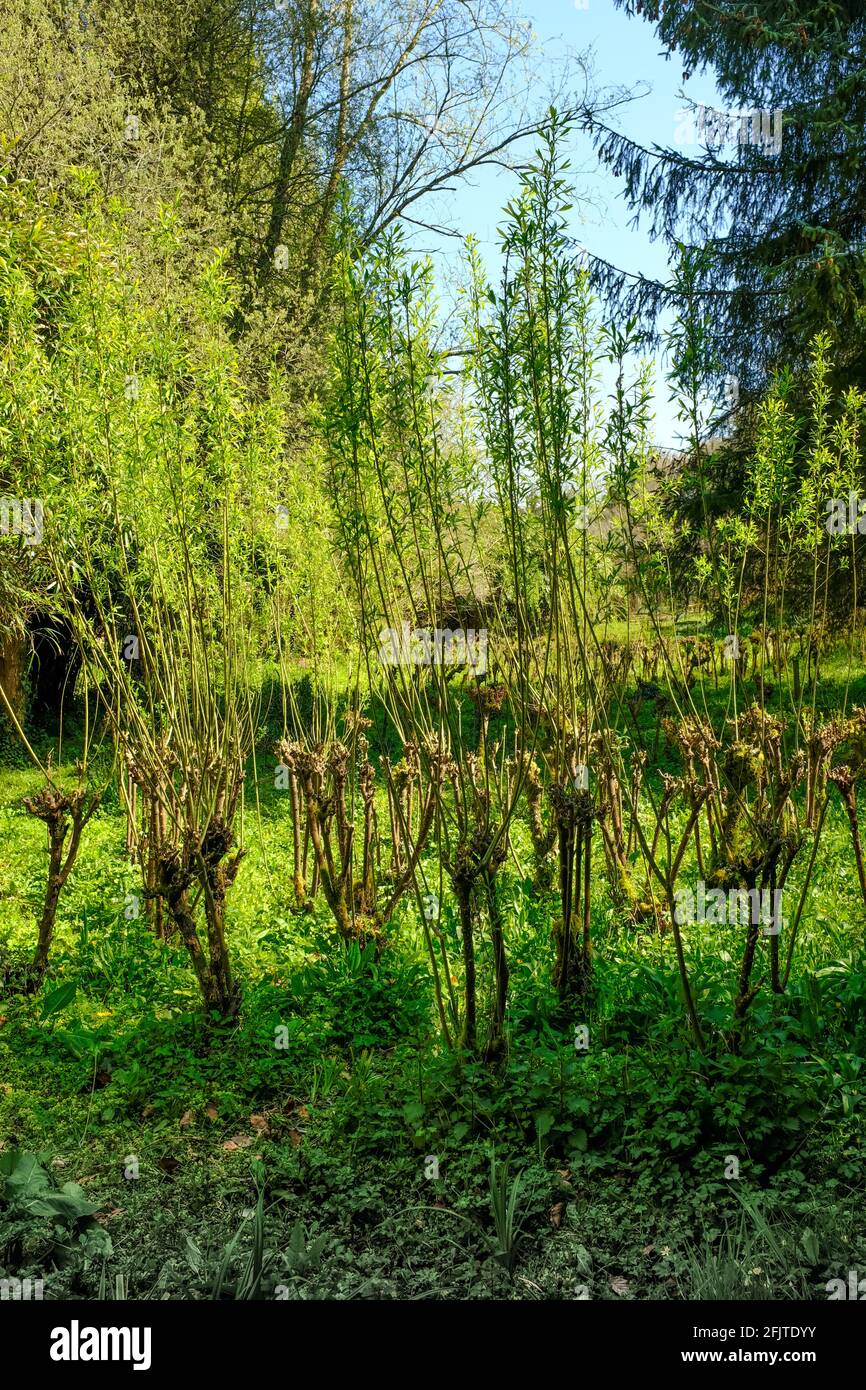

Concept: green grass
[[1, 671, 866, 1300]]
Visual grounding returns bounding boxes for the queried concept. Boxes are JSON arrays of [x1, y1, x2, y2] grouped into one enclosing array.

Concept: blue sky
[[418, 0, 727, 448]]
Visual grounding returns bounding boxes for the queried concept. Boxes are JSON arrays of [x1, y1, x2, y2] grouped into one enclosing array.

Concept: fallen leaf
[[288, 1129, 303, 1147], [250, 1113, 268, 1133], [610, 1276, 630, 1296], [642, 1244, 655, 1257], [205, 1104, 219, 1121], [549, 1202, 565, 1230], [180, 1110, 194, 1127], [296, 1105, 310, 1122], [95, 1207, 125, 1224], [222, 1134, 253, 1151]]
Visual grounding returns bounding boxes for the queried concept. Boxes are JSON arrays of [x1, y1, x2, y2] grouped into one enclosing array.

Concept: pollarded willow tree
[[319, 124, 700, 1047], [464, 119, 625, 1003], [321, 212, 540, 1057], [0, 173, 303, 1016], [604, 311, 866, 1029]]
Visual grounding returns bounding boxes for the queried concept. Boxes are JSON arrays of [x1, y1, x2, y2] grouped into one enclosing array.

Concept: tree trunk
[[455, 878, 476, 1053], [484, 871, 508, 1060], [33, 860, 64, 975], [0, 632, 26, 723]]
